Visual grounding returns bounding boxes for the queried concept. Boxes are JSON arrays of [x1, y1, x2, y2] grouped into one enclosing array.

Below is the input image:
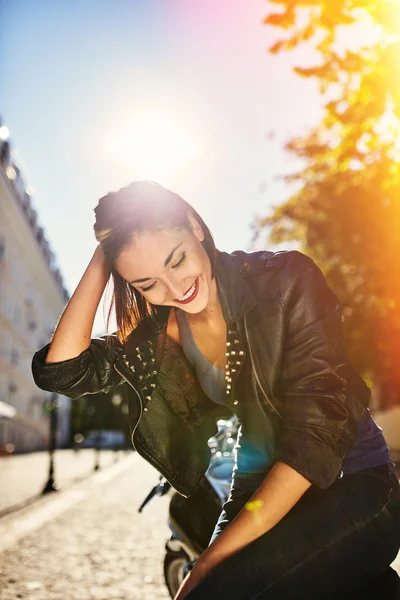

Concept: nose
[[164, 274, 185, 300]]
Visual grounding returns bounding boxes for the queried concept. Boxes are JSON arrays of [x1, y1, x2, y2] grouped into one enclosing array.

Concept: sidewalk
[[0, 448, 129, 515], [0, 453, 171, 600], [0, 450, 398, 599]]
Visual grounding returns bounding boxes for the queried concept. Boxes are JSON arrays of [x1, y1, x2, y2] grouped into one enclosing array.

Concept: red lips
[[174, 278, 199, 305]]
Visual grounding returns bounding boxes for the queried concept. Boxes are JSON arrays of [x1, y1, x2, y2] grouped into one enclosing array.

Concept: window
[[25, 297, 37, 332], [0, 278, 6, 315], [1, 335, 9, 361], [14, 305, 21, 328], [10, 348, 19, 367], [8, 382, 17, 407], [0, 234, 5, 262], [6, 290, 13, 321]]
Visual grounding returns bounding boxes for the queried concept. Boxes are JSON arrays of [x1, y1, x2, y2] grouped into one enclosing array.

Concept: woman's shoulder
[[226, 249, 316, 278], [227, 249, 329, 307]]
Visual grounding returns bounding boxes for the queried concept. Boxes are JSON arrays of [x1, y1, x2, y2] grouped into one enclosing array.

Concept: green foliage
[[260, 0, 400, 406]]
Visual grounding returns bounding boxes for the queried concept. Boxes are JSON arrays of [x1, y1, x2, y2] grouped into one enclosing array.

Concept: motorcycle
[[138, 417, 238, 598]]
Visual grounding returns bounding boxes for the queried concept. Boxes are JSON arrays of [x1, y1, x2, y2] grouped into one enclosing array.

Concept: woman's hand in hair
[[44, 244, 111, 364]]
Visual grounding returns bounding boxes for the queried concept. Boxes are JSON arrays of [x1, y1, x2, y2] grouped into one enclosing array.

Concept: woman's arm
[[175, 461, 311, 599], [32, 246, 123, 399], [275, 252, 370, 489], [46, 245, 110, 363]]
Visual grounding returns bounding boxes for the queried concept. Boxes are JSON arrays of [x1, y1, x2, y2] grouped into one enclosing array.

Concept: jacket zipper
[[113, 363, 143, 448], [114, 361, 196, 497], [244, 326, 283, 420]]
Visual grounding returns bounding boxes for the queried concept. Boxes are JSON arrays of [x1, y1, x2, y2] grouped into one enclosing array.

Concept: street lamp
[[42, 392, 60, 494]]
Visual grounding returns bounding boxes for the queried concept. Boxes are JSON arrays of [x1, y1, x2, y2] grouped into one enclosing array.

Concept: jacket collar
[[215, 251, 257, 324], [120, 250, 257, 405]]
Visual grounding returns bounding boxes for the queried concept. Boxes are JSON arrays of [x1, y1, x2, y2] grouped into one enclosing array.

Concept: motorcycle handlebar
[[138, 477, 171, 512]]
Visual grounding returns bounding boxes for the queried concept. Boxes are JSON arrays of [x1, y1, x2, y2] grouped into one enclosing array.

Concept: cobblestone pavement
[[0, 453, 399, 600], [0, 453, 172, 600], [0, 449, 126, 514]]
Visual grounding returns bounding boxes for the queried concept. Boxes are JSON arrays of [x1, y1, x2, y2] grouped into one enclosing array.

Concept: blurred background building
[[0, 115, 71, 453]]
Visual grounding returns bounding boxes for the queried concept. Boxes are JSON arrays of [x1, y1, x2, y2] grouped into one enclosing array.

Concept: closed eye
[[140, 253, 186, 293], [172, 252, 186, 269], [141, 282, 155, 292]]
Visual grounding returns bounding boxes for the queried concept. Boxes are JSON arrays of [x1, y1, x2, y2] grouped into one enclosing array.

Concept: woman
[[32, 181, 400, 599]]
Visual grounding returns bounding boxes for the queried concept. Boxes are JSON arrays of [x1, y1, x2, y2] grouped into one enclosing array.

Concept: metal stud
[[231, 368, 236, 373], [137, 354, 142, 361], [226, 341, 231, 346], [239, 351, 244, 356], [130, 366, 135, 372], [150, 383, 156, 388], [234, 339, 239, 344], [225, 352, 230, 357], [227, 377, 232, 383], [122, 354, 127, 359], [151, 358, 156, 363], [233, 400, 238, 406], [236, 361, 241, 365], [139, 375, 144, 380], [227, 384, 231, 390], [231, 351, 236, 356], [144, 407, 149, 412], [143, 361, 147, 367], [136, 347, 140, 352], [149, 348, 154, 354], [152, 370, 157, 375], [146, 395, 151, 401]]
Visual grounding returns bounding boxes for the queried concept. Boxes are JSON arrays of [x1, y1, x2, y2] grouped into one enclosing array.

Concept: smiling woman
[[93, 181, 218, 341], [31, 180, 399, 600], [115, 223, 211, 310], [109, 113, 199, 180]]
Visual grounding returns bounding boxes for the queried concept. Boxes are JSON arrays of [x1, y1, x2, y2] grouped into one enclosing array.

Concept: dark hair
[[94, 181, 217, 343]]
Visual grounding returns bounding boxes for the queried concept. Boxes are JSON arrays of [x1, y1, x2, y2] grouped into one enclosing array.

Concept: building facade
[[0, 117, 71, 453]]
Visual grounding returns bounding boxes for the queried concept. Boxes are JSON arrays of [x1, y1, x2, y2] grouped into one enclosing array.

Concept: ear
[[188, 213, 205, 242]]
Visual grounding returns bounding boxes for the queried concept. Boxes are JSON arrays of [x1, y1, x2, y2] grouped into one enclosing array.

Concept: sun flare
[[109, 113, 199, 179]]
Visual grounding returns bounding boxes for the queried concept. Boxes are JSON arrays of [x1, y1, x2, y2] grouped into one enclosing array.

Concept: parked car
[[81, 430, 126, 449]]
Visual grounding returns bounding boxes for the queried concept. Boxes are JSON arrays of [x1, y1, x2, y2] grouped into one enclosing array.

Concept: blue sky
[[0, 0, 326, 332]]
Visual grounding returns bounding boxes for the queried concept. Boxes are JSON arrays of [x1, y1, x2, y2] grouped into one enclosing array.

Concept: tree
[[259, 0, 400, 407]]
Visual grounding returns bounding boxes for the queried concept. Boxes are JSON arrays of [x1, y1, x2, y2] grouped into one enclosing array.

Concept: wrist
[[195, 549, 221, 573], [93, 244, 106, 262], [91, 245, 110, 273]]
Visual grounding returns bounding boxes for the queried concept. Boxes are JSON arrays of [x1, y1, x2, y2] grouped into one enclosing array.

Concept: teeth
[[178, 280, 196, 301]]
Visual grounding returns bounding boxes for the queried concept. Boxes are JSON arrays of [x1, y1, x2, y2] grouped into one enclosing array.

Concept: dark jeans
[[185, 463, 400, 600]]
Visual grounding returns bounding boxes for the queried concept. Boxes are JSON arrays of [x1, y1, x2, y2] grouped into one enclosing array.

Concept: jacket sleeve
[[31, 335, 124, 400], [276, 252, 370, 489]]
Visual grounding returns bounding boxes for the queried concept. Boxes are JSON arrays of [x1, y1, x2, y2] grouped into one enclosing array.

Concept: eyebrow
[[130, 243, 184, 284]]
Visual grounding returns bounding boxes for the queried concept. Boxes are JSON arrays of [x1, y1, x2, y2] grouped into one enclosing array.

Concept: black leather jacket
[[32, 250, 370, 496]]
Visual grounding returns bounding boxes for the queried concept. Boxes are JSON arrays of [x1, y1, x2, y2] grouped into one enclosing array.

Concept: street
[[0, 451, 399, 600], [0, 452, 171, 599], [0, 449, 126, 515]]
